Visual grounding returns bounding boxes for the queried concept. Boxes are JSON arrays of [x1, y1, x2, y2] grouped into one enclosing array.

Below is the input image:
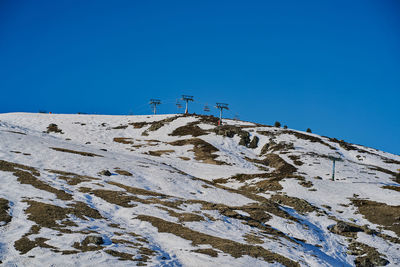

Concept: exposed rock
[[83, 235, 104, 246], [99, 170, 112, 176], [248, 136, 259, 149], [330, 221, 363, 234]]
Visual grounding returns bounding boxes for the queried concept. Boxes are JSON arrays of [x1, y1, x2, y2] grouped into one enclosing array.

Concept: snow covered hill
[[0, 112, 399, 267]]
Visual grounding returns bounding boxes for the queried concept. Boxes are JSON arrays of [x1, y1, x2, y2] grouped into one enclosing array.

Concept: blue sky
[[0, 0, 399, 154]]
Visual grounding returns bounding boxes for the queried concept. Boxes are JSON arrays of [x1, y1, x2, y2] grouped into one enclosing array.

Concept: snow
[[0, 112, 399, 266]]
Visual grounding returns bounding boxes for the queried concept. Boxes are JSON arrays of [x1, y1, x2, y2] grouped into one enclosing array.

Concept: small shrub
[[283, 125, 288, 129], [274, 121, 281, 128], [306, 128, 312, 133]]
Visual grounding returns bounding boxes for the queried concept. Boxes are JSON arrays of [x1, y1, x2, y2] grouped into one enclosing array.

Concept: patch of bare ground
[[288, 155, 304, 166], [141, 116, 182, 136], [50, 147, 103, 157], [45, 123, 63, 134], [192, 248, 219, 257], [270, 195, 318, 214], [351, 199, 400, 236], [179, 156, 190, 161], [169, 138, 226, 165], [348, 241, 389, 266], [113, 137, 134, 144], [159, 207, 204, 222], [137, 215, 299, 267], [244, 233, 264, 244], [130, 122, 148, 128], [46, 169, 99, 186], [169, 122, 207, 137], [23, 200, 103, 230], [146, 150, 175, 157], [0, 160, 72, 200], [382, 185, 400, 192], [227, 154, 299, 192], [114, 169, 133, 176], [14, 237, 57, 254], [112, 125, 128, 129], [0, 198, 12, 225], [260, 141, 294, 154]]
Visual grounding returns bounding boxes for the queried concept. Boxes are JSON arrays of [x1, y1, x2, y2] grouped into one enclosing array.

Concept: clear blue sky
[[1, 0, 399, 154]]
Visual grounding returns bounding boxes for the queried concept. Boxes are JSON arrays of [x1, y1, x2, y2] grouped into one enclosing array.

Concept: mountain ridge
[[0, 112, 399, 266]]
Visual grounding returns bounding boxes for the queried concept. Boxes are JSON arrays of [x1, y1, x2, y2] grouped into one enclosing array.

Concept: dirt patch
[[0, 160, 72, 200], [348, 241, 389, 266], [114, 169, 133, 176], [113, 137, 134, 144], [47, 169, 99, 186], [192, 248, 219, 257], [261, 141, 295, 154], [112, 125, 128, 129], [179, 156, 190, 161], [351, 199, 400, 236], [283, 130, 336, 150], [137, 215, 299, 267], [270, 195, 318, 214], [14, 237, 56, 254], [288, 155, 304, 166], [147, 150, 175, 157], [244, 233, 264, 244], [169, 122, 207, 137], [45, 124, 63, 134], [50, 147, 103, 157], [24, 200, 103, 230], [169, 138, 225, 165], [141, 116, 181, 136], [0, 198, 11, 226], [130, 122, 148, 129], [382, 185, 400, 192]]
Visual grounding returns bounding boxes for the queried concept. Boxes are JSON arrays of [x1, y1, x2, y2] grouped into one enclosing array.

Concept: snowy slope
[[0, 112, 399, 267]]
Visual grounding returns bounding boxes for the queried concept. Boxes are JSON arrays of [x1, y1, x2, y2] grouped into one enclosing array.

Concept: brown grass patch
[[113, 137, 134, 144], [270, 195, 318, 214], [179, 156, 190, 161], [50, 147, 103, 157], [112, 125, 128, 129], [137, 215, 298, 266], [114, 169, 133, 176], [24, 200, 103, 230], [382, 185, 400, 192], [147, 150, 175, 157], [348, 241, 389, 266], [0, 198, 11, 225], [169, 138, 225, 165], [14, 237, 56, 254], [0, 160, 72, 200], [352, 199, 400, 236], [169, 122, 207, 137], [47, 169, 99, 186], [45, 124, 63, 134], [192, 248, 219, 257]]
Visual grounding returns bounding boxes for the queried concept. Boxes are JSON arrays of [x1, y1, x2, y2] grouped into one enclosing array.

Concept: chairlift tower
[[181, 95, 194, 114], [328, 153, 343, 181], [149, 99, 161, 115], [215, 103, 229, 124]]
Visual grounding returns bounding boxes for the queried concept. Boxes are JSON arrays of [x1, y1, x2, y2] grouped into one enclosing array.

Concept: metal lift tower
[[181, 95, 194, 114], [149, 99, 161, 115], [215, 103, 229, 124]]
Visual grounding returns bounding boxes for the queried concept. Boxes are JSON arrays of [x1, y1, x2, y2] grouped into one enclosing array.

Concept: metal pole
[[185, 100, 188, 114], [332, 159, 336, 181]]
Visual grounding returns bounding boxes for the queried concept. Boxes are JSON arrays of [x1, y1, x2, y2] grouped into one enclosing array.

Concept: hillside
[[0, 112, 399, 267]]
